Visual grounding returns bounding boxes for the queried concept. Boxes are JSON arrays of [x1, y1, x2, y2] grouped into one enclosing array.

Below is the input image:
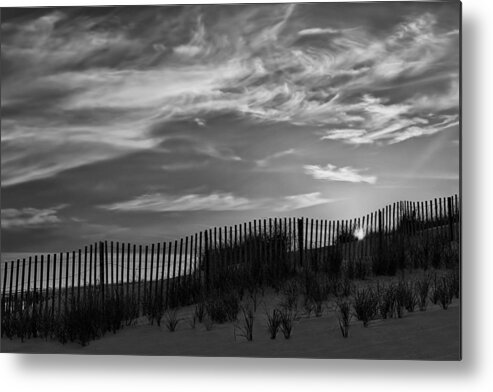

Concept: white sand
[[1, 296, 460, 360]]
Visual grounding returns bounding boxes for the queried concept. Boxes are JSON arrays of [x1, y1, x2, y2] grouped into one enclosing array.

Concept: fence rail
[[1, 194, 460, 316]]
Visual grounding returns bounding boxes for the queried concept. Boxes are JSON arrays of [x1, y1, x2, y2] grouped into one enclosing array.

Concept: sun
[[354, 226, 365, 240]]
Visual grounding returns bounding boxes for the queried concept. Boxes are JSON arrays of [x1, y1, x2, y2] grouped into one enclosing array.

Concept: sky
[[0, 2, 460, 252]]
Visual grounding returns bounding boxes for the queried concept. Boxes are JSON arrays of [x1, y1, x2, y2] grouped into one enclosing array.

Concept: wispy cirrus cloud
[[275, 192, 333, 212], [304, 164, 377, 184], [321, 98, 459, 146], [297, 27, 341, 36], [255, 149, 297, 168], [101, 191, 332, 213], [2, 5, 459, 186], [321, 129, 371, 144], [161, 162, 207, 171], [1, 205, 66, 229], [102, 193, 253, 212]]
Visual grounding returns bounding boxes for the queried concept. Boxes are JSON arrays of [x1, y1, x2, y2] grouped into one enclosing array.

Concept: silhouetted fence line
[[1, 194, 460, 317]]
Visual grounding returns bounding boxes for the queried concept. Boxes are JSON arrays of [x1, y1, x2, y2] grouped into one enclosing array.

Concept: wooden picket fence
[[1, 194, 460, 317]]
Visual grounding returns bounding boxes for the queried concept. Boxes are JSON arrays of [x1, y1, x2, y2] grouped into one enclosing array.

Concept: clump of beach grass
[[164, 308, 180, 332], [265, 308, 282, 339], [352, 287, 379, 327], [234, 306, 254, 341], [336, 300, 352, 338]]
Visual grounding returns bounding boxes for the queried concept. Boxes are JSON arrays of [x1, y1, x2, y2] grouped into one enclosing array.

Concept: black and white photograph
[[1, 1, 461, 360]]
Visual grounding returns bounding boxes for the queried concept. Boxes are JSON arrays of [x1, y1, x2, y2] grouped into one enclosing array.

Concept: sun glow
[[354, 227, 365, 240]]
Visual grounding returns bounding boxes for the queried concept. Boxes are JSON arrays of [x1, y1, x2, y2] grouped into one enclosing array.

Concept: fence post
[[290, 218, 295, 273], [64, 253, 69, 306], [57, 253, 62, 315], [204, 230, 210, 293], [196, 232, 201, 288], [9, 261, 15, 312], [447, 196, 454, 241], [165, 242, 172, 309], [177, 239, 183, 293], [83, 247, 87, 298], [99, 241, 105, 305], [2, 262, 8, 313], [77, 249, 81, 303], [297, 218, 304, 268], [39, 256, 43, 311], [20, 258, 26, 311], [159, 242, 166, 300], [378, 209, 383, 262]]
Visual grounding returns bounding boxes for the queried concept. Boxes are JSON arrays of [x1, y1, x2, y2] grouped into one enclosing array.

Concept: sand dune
[[1, 296, 460, 360]]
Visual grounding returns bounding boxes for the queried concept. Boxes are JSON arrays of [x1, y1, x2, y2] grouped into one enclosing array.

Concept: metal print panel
[[0, 1, 461, 359]]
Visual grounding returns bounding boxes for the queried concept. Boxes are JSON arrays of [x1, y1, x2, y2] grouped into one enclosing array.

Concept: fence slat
[[326, 219, 331, 267], [39, 256, 44, 307], [20, 258, 26, 306], [14, 259, 20, 304], [297, 218, 303, 268], [220, 226, 225, 273], [127, 243, 131, 298], [149, 243, 155, 299], [9, 260, 15, 311], [330, 220, 336, 263], [321, 219, 326, 267], [334, 220, 339, 268], [103, 241, 108, 290], [183, 237, 188, 291], [229, 226, 234, 275], [143, 244, 149, 303], [155, 242, 161, 300], [99, 242, 105, 304], [172, 240, 178, 301], [434, 198, 439, 234], [314, 219, 319, 269], [58, 253, 62, 314], [64, 252, 69, 304], [364, 214, 369, 260], [447, 196, 453, 240], [166, 241, 173, 307], [358, 216, 363, 261], [211, 228, 216, 288], [114, 242, 119, 291], [184, 237, 190, 290], [160, 242, 166, 300], [95, 243, 99, 289], [2, 261, 9, 309], [131, 244, 136, 299], [255, 219, 261, 279], [77, 249, 81, 302], [110, 241, 114, 288], [46, 255, 51, 309], [196, 232, 201, 287], [203, 231, 209, 293], [88, 245, 93, 289], [138, 245, 143, 307], [27, 257, 32, 304], [177, 238, 183, 293], [117, 242, 122, 294], [143, 244, 149, 300], [245, 222, 253, 273], [302, 218, 307, 264], [115, 243, 119, 293], [81, 247, 86, 295], [287, 218, 293, 272], [455, 193, 460, 240], [309, 219, 314, 261]]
